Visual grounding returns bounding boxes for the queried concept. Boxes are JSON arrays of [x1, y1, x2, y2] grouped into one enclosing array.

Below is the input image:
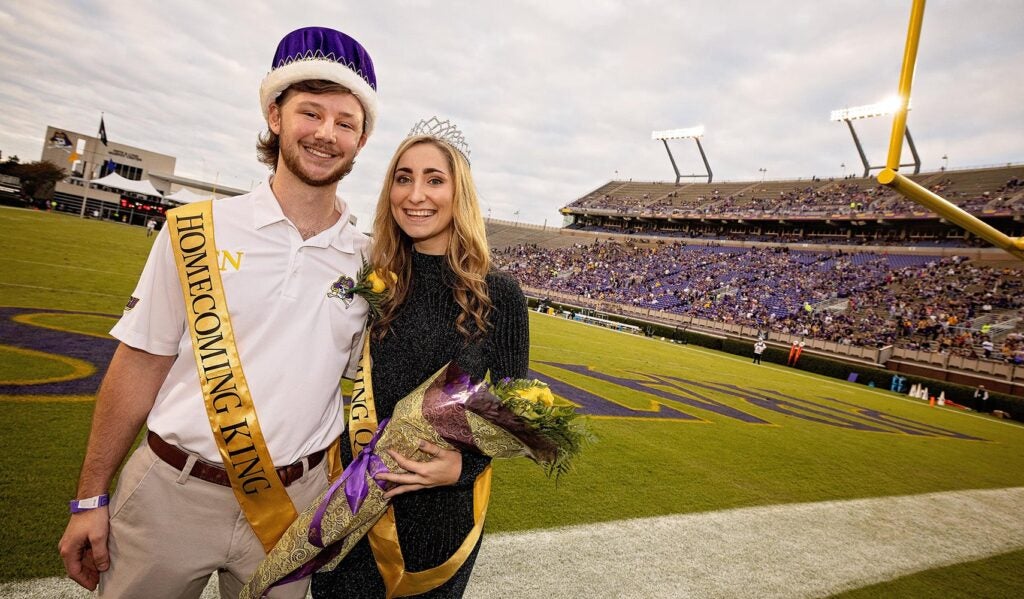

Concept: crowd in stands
[[493, 241, 1024, 364], [567, 225, 992, 247], [567, 177, 1024, 219]]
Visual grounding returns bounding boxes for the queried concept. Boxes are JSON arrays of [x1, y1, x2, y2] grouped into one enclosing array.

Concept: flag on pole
[[98, 115, 108, 146]]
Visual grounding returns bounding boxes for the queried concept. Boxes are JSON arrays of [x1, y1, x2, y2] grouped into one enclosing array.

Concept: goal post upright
[[876, 0, 1024, 260]]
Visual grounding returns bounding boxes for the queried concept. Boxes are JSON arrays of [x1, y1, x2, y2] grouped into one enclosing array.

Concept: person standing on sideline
[[58, 27, 379, 599], [753, 339, 766, 364], [145, 217, 157, 237], [973, 384, 989, 409]]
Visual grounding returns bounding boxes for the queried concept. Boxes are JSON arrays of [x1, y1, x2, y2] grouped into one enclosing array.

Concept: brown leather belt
[[147, 431, 325, 488]]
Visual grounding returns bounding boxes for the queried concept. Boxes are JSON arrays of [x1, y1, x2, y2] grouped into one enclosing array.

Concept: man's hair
[[370, 136, 493, 343], [256, 79, 362, 171]]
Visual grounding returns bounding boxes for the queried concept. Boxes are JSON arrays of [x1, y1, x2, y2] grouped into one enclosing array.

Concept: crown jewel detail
[[407, 117, 471, 164], [270, 49, 374, 89]]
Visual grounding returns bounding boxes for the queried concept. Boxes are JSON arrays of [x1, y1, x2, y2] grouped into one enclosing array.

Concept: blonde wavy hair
[[370, 135, 492, 342]]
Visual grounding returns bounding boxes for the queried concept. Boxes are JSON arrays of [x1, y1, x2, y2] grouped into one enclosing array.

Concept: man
[[58, 27, 379, 598], [982, 338, 994, 359], [752, 339, 766, 364], [973, 384, 989, 407]]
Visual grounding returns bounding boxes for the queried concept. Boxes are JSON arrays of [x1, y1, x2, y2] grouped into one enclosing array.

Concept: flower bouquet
[[239, 364, 592, 598]]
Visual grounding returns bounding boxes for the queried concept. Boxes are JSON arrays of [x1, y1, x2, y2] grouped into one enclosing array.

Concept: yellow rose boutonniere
[[366, 271, 387, 294], [328, 257, 396, 319]]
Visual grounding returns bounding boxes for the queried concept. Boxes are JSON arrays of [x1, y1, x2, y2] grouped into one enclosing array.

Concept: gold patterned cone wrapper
[[239, 362, 547, 598]]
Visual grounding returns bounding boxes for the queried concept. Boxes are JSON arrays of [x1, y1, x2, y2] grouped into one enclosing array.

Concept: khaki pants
[[98, 442, 328, 599]]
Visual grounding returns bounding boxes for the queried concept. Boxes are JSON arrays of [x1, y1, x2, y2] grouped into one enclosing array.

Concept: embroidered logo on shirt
[[219, 250, 244, 271], [124, 296, 140, 312], [327, 274, 357, 306]]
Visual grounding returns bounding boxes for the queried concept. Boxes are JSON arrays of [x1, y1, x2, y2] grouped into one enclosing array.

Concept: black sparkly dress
[[312, 251, 530, 598]]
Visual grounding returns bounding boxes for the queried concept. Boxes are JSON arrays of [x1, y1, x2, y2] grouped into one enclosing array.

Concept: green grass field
[[2, 206, 1023, 594]]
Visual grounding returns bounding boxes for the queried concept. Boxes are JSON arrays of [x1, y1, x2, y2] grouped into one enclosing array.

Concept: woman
[[312, 119, 530, 598]]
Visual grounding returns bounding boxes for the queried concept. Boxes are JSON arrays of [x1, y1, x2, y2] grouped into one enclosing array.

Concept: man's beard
[[279, 140, 356, 187]]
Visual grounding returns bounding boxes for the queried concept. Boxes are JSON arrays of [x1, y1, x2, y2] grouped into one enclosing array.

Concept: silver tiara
[[407, 117, 471, 165]]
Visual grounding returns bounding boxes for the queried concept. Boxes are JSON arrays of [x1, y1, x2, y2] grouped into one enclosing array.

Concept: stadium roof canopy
[[164, 187, 211, 204], [90, 172, 162, 198], [149, 172, 247, 196]]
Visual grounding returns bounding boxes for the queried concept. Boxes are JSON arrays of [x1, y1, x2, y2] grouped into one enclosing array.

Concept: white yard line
[[6, 487, 1023, 599], [466, 486, 1024, 599], [0, 283, 124, 298], [0, 257, 138, 277]]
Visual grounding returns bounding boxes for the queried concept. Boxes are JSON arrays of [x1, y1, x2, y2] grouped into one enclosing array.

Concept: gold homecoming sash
[[348, 335, 493, 598], [168, 201, 297, 552]]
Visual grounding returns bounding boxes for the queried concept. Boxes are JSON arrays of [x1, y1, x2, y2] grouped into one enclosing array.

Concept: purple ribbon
[[308, 417, 390, 549]]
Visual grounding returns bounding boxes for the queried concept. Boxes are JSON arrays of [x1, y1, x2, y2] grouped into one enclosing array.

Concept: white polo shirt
[[111, 179, 369, 464]]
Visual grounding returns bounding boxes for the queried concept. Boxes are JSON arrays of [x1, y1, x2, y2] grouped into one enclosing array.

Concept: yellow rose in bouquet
[[515, 385, 555, 407]]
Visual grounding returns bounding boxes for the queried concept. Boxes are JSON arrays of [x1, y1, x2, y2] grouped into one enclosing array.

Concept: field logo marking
[[536, 361, 769, 424], [533, 362, 987, 440], [0, 306, 117, 396], [0, 344, 96, 385], [12, 312, 118, 340], [531, 368, 703, 421], [809, 392, 987, 441]]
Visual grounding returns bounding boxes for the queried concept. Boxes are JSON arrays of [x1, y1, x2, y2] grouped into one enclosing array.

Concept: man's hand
[[375, 440, 462, 500], [58, 507, 111, 590], [57, 343, 171, 589]]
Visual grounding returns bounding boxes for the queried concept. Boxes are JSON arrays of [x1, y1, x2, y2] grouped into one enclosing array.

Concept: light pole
[[841, 162, 846, 178], [830, 97, 919, 177], [941, 154, 948, 171], [651, 125, 712, 184], [758, 167, 767, 182]]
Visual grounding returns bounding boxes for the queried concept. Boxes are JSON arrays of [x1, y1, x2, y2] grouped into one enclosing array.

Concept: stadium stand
[[559, 165, 1024, 246], [487, 164, 1024, 390]]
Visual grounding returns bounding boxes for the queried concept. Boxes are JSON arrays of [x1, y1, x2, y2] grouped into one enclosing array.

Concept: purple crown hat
[[260, 27, 379, 137]]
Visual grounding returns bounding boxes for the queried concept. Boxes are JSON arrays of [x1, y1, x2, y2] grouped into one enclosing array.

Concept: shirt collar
[[324, 201, 357, 253], [252, 177, 288, 229], [252, 176, 357, 254]]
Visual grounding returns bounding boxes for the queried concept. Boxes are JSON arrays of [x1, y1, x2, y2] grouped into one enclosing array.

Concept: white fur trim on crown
[[259, 61, 378, 138]]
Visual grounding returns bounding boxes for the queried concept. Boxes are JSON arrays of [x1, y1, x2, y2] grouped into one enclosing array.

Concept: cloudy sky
[[1, 1, 1022, 229]]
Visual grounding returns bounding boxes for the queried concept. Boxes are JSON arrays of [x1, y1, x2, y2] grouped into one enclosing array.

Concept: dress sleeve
[[485, 272, 530, 380], [455, 272, 530, 487]]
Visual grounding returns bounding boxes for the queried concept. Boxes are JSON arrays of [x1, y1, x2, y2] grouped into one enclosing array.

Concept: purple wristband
[[69, 494, 109, 513]]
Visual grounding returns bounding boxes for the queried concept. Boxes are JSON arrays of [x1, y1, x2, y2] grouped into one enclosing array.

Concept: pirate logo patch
[[327, 274, 356, 306]]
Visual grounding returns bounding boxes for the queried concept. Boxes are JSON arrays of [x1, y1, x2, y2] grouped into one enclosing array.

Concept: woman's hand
[[375, 440, 462, 500]]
